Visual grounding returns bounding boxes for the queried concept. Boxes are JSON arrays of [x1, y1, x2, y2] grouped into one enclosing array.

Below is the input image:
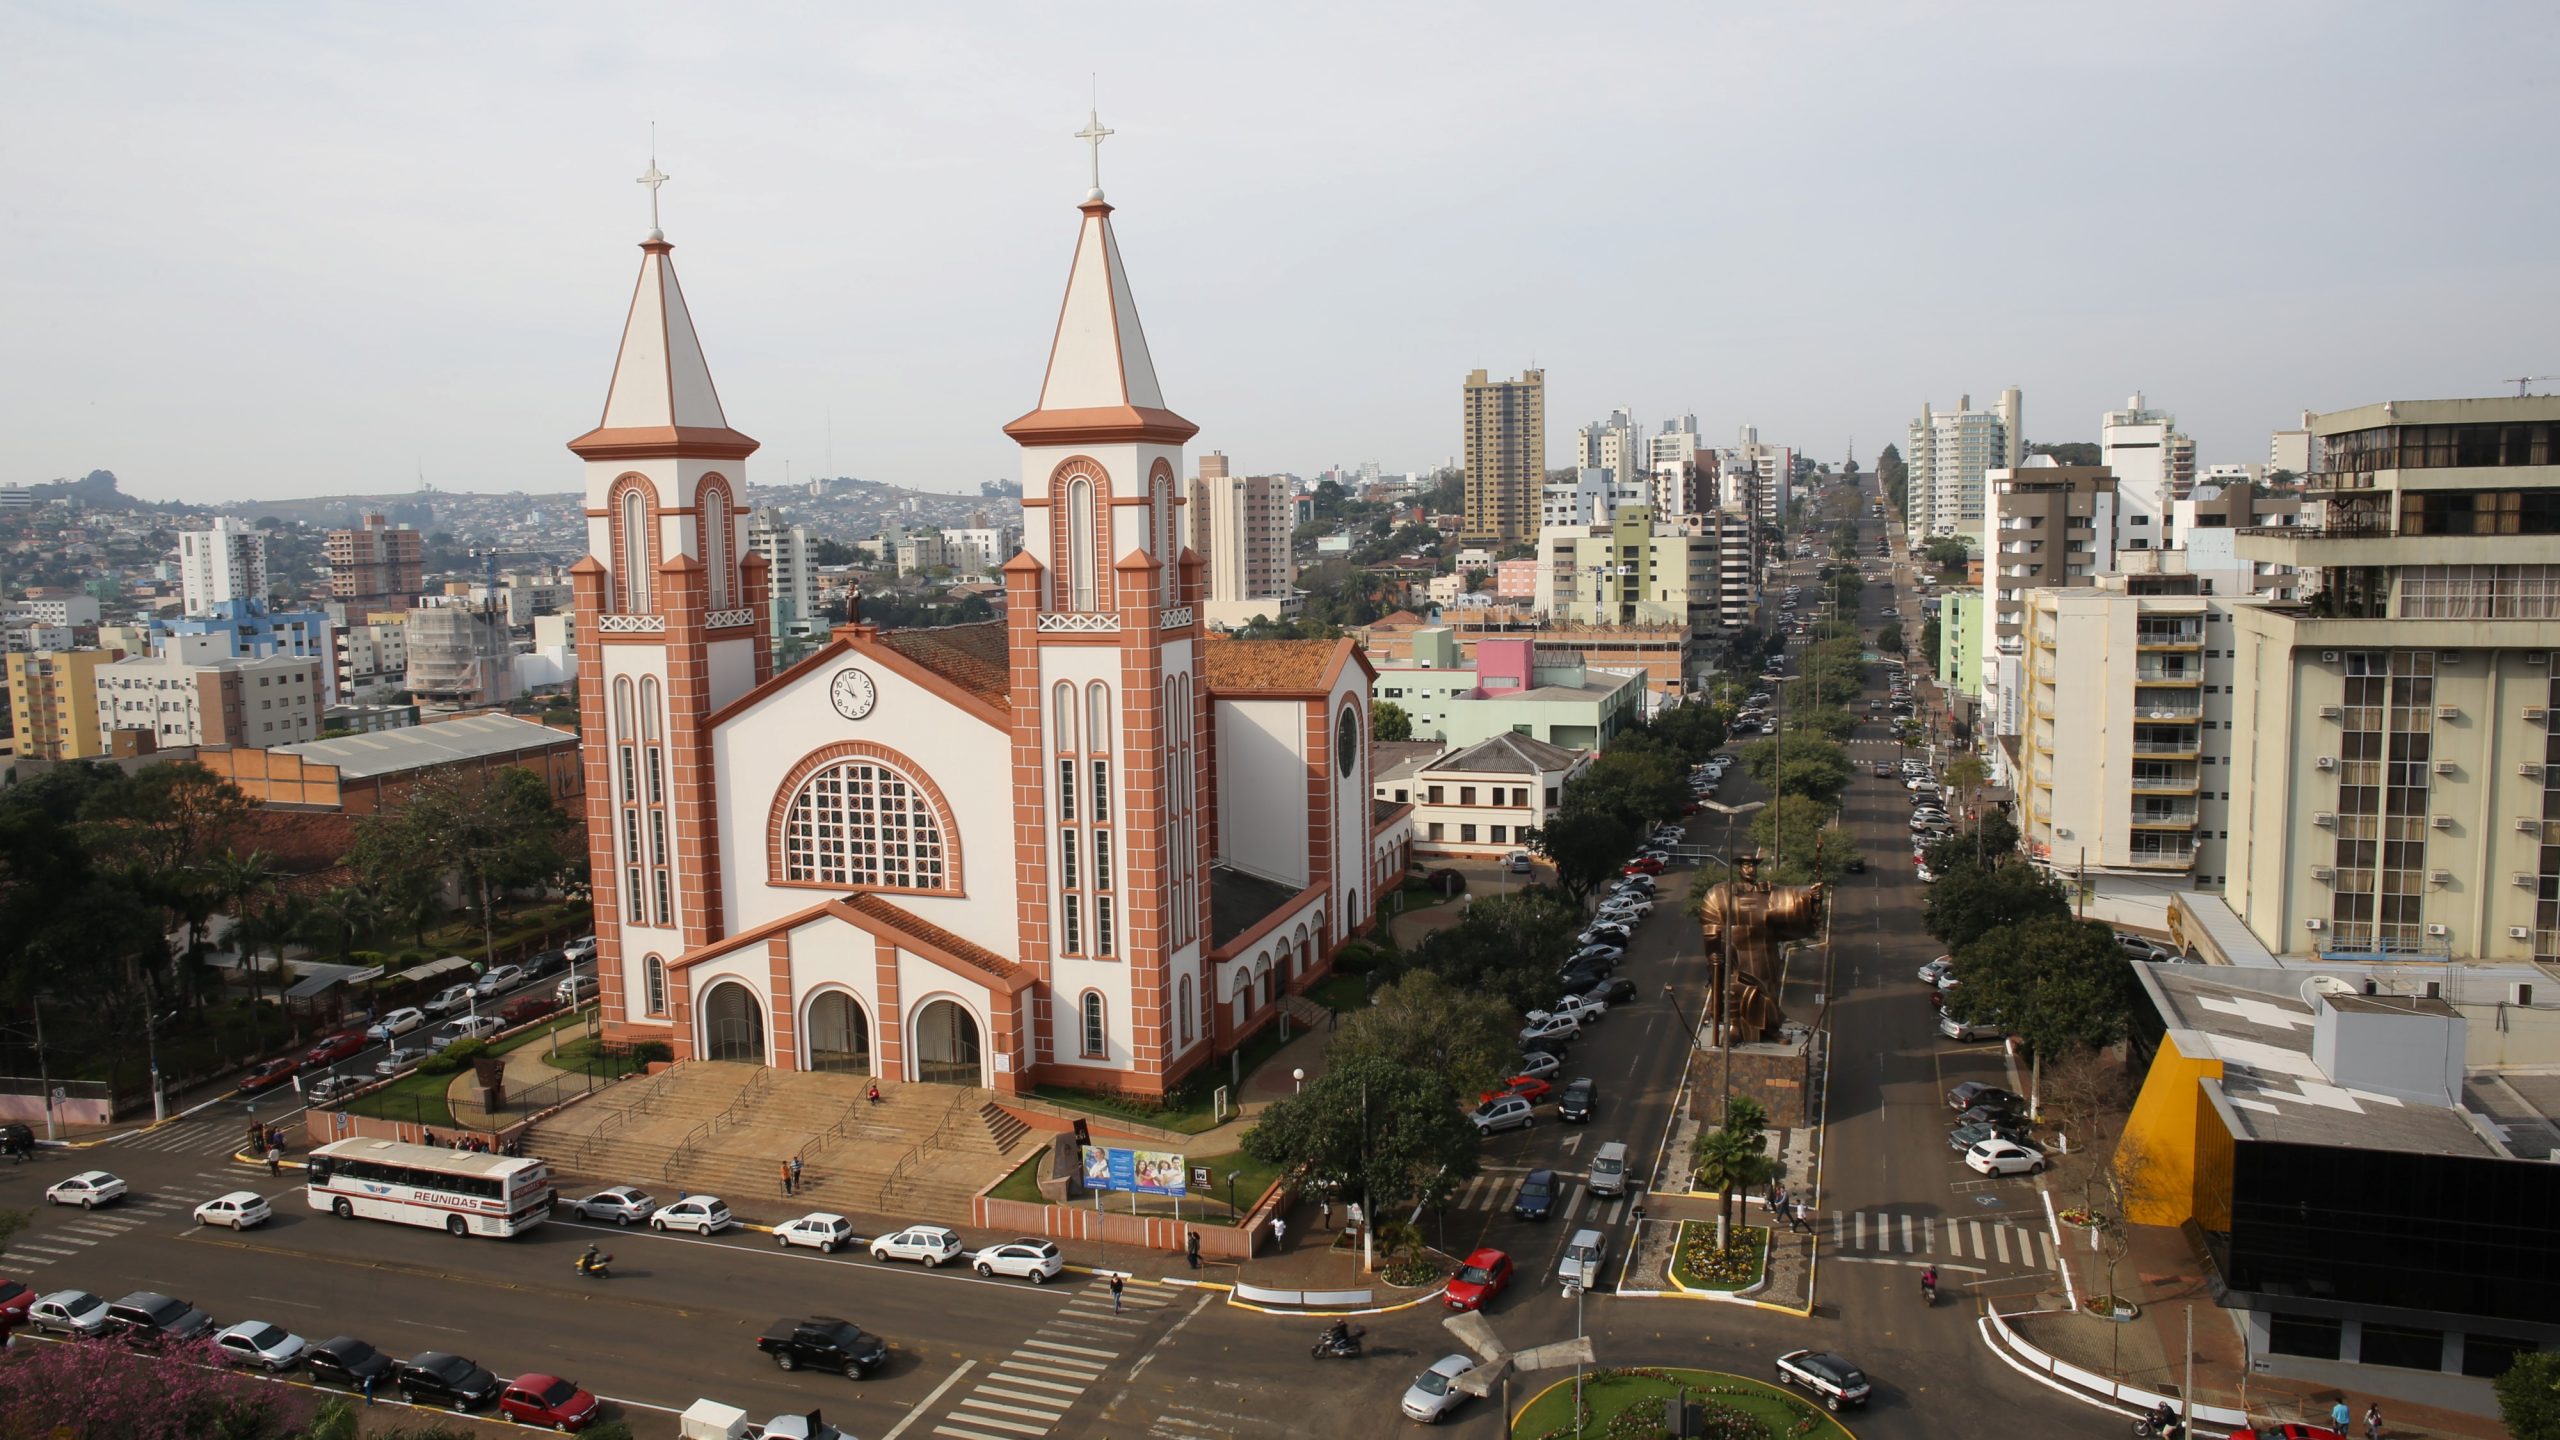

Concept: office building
[[1369, 633, 1645, 749], [2216, 394, 2560, 964], [1461, 368, 1546, 545], [3, 649, 118, 760], [1189, 453, 1298, 628], [333, 611, 412, 704], [1540, 468, 1645, 530], [1977, 461, 2118, 732], [6, 593, 100, 629], [178, 517, 268, 617], [1375, 732, 1593, 861], [1532, 505, 1727, 632], [326, 514, 423, 611], [96, 650, 324, 750], [153, 599, 337, 703], [2100, 392, 2194, 548], [746, 507, 817, 638], [1906, 393, 2016, 542], [1574, 407, 1638, 480]]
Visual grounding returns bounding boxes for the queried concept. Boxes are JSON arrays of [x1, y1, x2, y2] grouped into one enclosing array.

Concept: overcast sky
[[9, 3, 2557, 504]]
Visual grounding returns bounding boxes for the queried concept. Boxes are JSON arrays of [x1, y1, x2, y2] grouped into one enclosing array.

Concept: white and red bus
[[305, 1138, 553, 1237]]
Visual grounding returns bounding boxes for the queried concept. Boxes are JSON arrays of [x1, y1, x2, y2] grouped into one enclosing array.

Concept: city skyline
[[8, 3, 2557, 502]]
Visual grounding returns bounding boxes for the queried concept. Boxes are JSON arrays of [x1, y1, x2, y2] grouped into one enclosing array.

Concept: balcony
[[2135, 625, 2204, 650], [2133, 736, 2201, 761], [2125, 843, 2199, 870], [2134, 664, 2201, 685], [2129, 804, 2200, 830], [2135, 698, 2204, 720], [2131, 773, 2202, 795]]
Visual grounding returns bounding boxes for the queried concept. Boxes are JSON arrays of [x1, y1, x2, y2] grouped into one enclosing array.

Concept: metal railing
[[662, 1067, 775, 1180], [876, 1087, 980, 1205]]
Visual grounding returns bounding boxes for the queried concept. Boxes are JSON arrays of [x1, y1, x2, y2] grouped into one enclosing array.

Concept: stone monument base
[[1695, 1035, 1814, 1130]]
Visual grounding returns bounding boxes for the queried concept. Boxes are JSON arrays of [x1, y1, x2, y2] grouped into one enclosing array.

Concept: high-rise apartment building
[[1189, 451, 1297, 628], [96, 650, 324, 750], [2215, 395, 2560, 964], [746, 507, 817, 638], [2100, 392, 2194, 548], [1574, 407, 1638, 480], [326, 514, 423, 611], [1462, 368, 1545, 545], [1906, 393, 2015, 541], [2268, 419, 2314, 481], [178, 517, 268, 617], [3, 649, 117, 760], [1541, 468, 1646, 531], [1532, 505, 1729, 632], [1974, 461, 2118, 757]]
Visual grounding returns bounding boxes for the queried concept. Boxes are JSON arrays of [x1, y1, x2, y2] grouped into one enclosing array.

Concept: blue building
[[151, 599, 335, 700]]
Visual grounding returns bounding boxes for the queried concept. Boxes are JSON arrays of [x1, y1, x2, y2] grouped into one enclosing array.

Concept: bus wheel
[[447, 1216, 467, 1237], [333, 1199, 354, 1220]]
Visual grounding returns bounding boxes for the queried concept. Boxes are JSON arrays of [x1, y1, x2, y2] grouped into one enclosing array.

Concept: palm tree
[[1689, 1096, 1781, 1233], [306, 884, 387, 962]]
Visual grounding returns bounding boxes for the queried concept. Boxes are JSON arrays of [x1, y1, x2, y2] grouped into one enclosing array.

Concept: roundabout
[[1511, 1367, 1859, 1440]]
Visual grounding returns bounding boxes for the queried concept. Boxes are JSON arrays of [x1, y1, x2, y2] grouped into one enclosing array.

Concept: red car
[[1621, 858, 1666, 876], [237, 1057, 300, 1094], [302, 1031, 368, 1068], [1477, 1076, 1554, 1108], [499, 1372, 600, 1431], [500, 992, 564, 1027], [1680, 803, 1702, 816], [1443, 1247, 1513, 1311], [0, 1279, 34, 1328]]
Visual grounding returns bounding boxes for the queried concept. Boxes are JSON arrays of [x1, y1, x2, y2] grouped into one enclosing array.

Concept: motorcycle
[[1309, 1325, 1366, 1360], [1919, 1274, 1937, 1307], [574, 1253, 614, 1279], [2130, 1411, 2184, 1438]]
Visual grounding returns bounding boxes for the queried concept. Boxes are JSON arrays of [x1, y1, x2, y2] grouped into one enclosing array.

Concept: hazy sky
[[9, 3, 2557, 504]]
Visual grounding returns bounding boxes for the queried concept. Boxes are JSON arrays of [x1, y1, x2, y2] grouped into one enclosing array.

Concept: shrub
[[628, 1040, 673, 1064], [419, 1038, 487, 1076], [1329, 940, 1392, 976]]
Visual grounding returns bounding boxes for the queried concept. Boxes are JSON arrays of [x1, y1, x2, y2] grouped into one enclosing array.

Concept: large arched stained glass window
[[781, 757, 949, 890]]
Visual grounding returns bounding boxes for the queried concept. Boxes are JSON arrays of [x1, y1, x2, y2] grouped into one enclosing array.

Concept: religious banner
[[1080, 1144, 1189, 1197]]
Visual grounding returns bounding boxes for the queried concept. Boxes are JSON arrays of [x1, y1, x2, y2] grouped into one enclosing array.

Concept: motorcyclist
[[578, 1245, 604, 1275], [1919, 1265, 1937, 1301], [2147, 1401, 2182, 1437], [1324, 1319, 1351, 1350]]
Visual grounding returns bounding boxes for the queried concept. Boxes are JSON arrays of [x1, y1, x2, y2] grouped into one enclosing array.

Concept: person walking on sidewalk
[[790, 1155, 804, 1193], [1185, 1231, 1201, 1271], [1270, 1215, 1286, 1251], [1319, 1198, 1331, 1230], [2331, 1400, 2352, 1433], [2364, 1402, 2382, 1440], [1109, 1274, 1124, 1314]]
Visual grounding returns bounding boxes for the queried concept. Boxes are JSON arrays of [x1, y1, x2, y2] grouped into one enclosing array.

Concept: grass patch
[[338, 1062, 458, 1129], [1302, 973, 1370, 1015], [1670, 1220, 1768, 1292], [536, 1026, 646, 1079], [987, 1150, 1049, 1205], [1511, 1367, 1850, 1440], [1027, 1014, 1301, 1136]]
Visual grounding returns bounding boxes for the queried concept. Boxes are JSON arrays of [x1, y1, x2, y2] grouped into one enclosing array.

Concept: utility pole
[[2181, 1305, 2194, 1439]]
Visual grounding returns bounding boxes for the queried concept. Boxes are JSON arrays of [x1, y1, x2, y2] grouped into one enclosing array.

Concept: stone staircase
[[1281, 993, 1332, 1031], [525, 1063, 1042, 1227]]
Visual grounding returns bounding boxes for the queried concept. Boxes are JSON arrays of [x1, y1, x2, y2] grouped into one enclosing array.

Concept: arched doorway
[[701, 981, 767, 1064], [911, 998, 983, 1087], [804, 991, 871, 1074]]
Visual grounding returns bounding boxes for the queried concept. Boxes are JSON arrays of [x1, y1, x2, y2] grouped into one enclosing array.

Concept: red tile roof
[[840, 893, 1029, 991], [1201, 637, 1344, 695], [877, 622, 1011, 713]]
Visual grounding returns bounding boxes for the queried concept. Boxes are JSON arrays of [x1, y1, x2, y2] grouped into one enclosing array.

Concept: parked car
[[1512, 1168, 1558, 1222], [1575, 925, 1632, 949], [238, 1057, 301, 1094], [776, 1213, 856, 1253], [0, 1280, 33, 1329], [1567, 943, 1624, 967], [1948, 1121, 2041, 1154], [423, 984, 479, 1018], [1938, 1013, 2002, 1043], [302, 1031, 370, 1068], [756, 1317, 890, 1378], [1620, 858, 1665, 877], [1918, 957, 1956, 985], [194, 1191, 273, 1229], [1557, 1077, 1597, 1124], [1518, 1013, 1581, 1045], [1774, 1349, 1871, 1411], [366, 1007, 427, 1042], [45, 1171, 126, 1209], [1513, 1050, 1563, 1082], [473, 964, 526, 997], [215, 1320, 308, 1372], [397, 1351, 502, 1410], [651, 1196, 734, 1234], [1964, 1139, 2047, 1176], [500, 1373, 602, 1431], [971, 1238, 1064, 1283], [105, 1291, 215, 1347], [1955, 1101, 2026, 1127], [569, 1186, 658, 1225], [25, 1289, 114, 1338], [521, 948, 569, 980], [1401, 1353, 1480, 1424], [1471, 1095, 1535, 1135], [304, 1335, 397, 1390], [1557, 963, 1609, 995], [1478, 1076, 1554, 1108], [375, 1045, 430, 1077], [870, 1225, 964, 1267], [562, 935, 599, 963], [1442, 1248, 1514, 1311], [1947, 1082, 2025, 1112], [500, 992, 564, 1027], [556, 974, 599, 1006], [1547, 994, 1608, 1025], [1584, 978, 1638, 1005], [433, 1014, 503, 1047]]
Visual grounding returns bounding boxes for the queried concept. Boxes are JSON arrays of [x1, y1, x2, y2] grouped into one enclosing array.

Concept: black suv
[[306, 1336, 397, 1390], [397, 1352, 501, 1410], [106, 1292, 215, 1347], [1557, 1077, 1597, 1123]]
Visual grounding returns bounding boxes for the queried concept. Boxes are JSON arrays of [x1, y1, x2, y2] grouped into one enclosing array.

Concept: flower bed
[[1669, 1220, 1768, 1292], [2057, 1205, 2099, 1228], [1512, 1368, 1851, 1440]]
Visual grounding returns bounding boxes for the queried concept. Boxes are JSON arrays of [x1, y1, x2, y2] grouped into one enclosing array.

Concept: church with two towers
[[564, 141, 1412, 1098]]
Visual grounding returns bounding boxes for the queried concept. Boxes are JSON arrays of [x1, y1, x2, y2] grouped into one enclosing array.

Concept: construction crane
[[2500, 376, 2552, 398]]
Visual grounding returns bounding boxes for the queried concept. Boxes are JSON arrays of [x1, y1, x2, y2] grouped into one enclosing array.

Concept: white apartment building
[[1189, 457, 1297, 628], [333, 614, 410, 703], [2100, 391, 2195, 548], [1540, 467, 1645, 530], [1531, 505, 1732, 631], [938, 525, 1019, 578], [1906, 391, 2018, 541], [2268, 421, 2313, 481], [1372, 732, 1591, 860], [178, 517, 268, 617], [95, 650, 323, 749], [6, 594, 100, 628], [746, 507, 817, 637], [1979, 461, 2117, 767]]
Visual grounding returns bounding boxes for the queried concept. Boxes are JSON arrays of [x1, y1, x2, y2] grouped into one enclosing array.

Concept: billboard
[[1080, 1144, 1188, 1197]]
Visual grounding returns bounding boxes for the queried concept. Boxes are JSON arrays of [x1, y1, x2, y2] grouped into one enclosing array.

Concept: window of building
[[2462, 1335, 2539, 1379], [653, 870, 672, 927], [1177, 976, 1194, 1045], [1460, 824, 1477, 843], [1460, 787, 1476, 805], [1426, 785, 1443, 804], [1057, 759, 1076, 821], [1062, 896, 1082, 954], [1096, 896, 1115, 956], [2360, 1323, 2445, 1372], [1092, 760, 1111, 821], [780, 758, 949, 890], [703, 487, 733, 609], [619, 488, 651, 612], [1427, 822, 1444, 841], [1080, 991, 1106, 1057], [1067, 479, 1097, 611], [1093, 831, 1111, 890], [1059, 830, 1078, 888], [645, 955, 667, 1016], [1490, 825, 1507, 843]]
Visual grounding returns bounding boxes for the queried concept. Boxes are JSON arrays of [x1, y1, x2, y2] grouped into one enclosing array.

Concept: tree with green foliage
[[1748, 795, 1854, 886], [1877, 621, 1904, 654], [354, 766, 576, 965], [1404, 890, 1584, 1017], [1921, 536, 1972, 571], [1242, 1052, 1480, 1219], [1921, 811, 2023, 874], [1920, 617, 1942, 671], [1526, 806, 1641, 912], [1331, 969, 1517, 1103], [1780, 707, 1857, 743], [1691, 1095, 1781, 1230], [2027, 441, 2101, 467], [2495, 1349, 2560, 1440], [1648, 701, 1731, 763], [1570, 748, 1690, 830], [1945, 916, 2139, 1060], [1923, 855, 2068, 952], [1370, 700, 1413, 743], [1736, 736, 1852, 808]]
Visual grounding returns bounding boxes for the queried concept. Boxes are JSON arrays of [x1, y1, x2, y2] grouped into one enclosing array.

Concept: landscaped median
[[1511, 1367, 1854, 1439], [1666, 1219, 1769, 1298]]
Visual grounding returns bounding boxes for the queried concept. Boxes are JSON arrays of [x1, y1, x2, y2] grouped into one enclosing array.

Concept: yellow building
[[3, 649, 118, 760]]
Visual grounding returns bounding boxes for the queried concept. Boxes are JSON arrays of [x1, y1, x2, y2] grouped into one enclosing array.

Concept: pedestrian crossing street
[[1827, 1209, 2058, 1271], [1447, 1167, 1630, 1227], [0, 1167, 262, 1271], [927, 1278, 1173, 1440]]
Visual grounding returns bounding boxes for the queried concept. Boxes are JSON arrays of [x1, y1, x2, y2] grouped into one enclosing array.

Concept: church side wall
[[1212, 697, 1310, 888], [1325, 673, 1373, 942]]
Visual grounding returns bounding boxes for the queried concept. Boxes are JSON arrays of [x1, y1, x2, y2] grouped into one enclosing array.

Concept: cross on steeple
[[637, 130, 670, 238], [1074, 108, 1114, 199]]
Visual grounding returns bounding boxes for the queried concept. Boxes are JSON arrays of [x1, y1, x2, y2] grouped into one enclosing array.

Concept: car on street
[[870, 1224, 964, 1266], [238, 1056, 301, 1093], [1518, 1013, 1581, 1045], [971, 1238, 1064, 1283], [1774, 1349, 1871, 1411], [1402, 1353, 1480, 1423], [568, 1186, 658, 1225], [366, 1007, 427, 1042], [556, 974, 599, 1005], [1478, 1076, 1554, 1108], [1965, 1139, 2048, 1176], [1584, 977, 1638, 1005], [423, 983, 479, 1018], [1595, 900, 1652, 924], [1938, 1013, 2002, 1043], [1513, 1051, 1563, 1082], [433, 1014, 503, 1047], [563, 935, 599, 963], [1567, 943, 1624, 966], [1908, 812, 1946, 832], [1955, 1101, 2026, 1126], [397, 1351, 502, 1410], [305, 1075, 364, 1108], [46, 1170, 126, 1209], [1557, 1228, 1609, 1289], [303, 1031, 370, 1068], [1548, 993, 1609, 1025], [1557, 1077, 1597, 1123], [521, 948, 570, 980], [1844, 854, 1867, 873], [1948, 1121, 2041, 1154], [375, 1045, 430, 1076], [473, 964, 526, 997], [304, 1335, 398, 1390], [194, 1191, 273, 1229], [500, 992, 564, 1027], [757, 1317, 890, 1378], [651, 1196, 734, 1234], [0, 1280, 32, 1329], [775, 1213, 855, 1253], [500, 1373, 602, 1431], [105, 1291, 215, 1347], [1442, 1248, 1514, 1311], [1472, 1095, 1535, 1134], [1512, 1169, 1558, 1221], [1620, 857, 1664, 876], [26, 1290, 113, 1338], [215, 1320, 308, 1371], [1576, 925, 1631, 949], [2116, 932, 2174, 962], [1947, 1082, 2025, 1112]]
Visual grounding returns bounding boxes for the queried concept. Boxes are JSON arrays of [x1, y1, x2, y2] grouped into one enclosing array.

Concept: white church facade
[[567, 160, 1413, 1097]]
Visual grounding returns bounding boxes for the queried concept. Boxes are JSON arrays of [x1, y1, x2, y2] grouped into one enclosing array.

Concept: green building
[[1936, 589, 1981, 700]]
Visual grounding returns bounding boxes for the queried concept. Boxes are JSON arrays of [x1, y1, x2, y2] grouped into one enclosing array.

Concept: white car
[[556, 974, 599, 1006], [26, 1289, 113, 1337], [194, 1192, 273, 1229], [1916, 864, 1938, 884], [651, 1196, 734, 1234], [1964, 1139, 2047, 1177], [423, 983, 479, 1018], [1549, 994, 1609, 1025], [366, 1007, 427, 1042], [1939, 1013, 2002, 1043], [473, 964, 526, 997], [563, 935, 599, 963], [1518, 1013, 1581, 1045], [775, 1212, 855, 1253], [568, 1186, 658, 1225], [1401, 1352, 1480, 1423], [215, 1319, 308, 1372], [1917, 957, 1956, 985], [306, 1074, 369, 1103], [45, 1170, 126, 1209], [971, 1237, 1064, 1283], [871, 1224, 964, 1267], [434, 1014, 503, 1047], [374, 1045, 430, 1076]]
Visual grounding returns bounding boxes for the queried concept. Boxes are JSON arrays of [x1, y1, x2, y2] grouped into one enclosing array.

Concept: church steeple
[[569, 215, 757, 462]]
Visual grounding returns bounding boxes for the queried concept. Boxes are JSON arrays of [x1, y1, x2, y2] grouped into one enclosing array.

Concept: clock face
[[1336, 705, 1360, 777], [830, 668, 877, 720]]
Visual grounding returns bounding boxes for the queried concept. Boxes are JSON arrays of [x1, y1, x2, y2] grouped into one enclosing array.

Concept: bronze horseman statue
[[1697, 853, 1824, 1043]]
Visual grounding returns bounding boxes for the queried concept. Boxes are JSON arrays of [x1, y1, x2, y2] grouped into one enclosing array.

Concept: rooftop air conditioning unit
[[2437, 705, 2462, 720], [2427, 923, 2452, 937], [2321, 650, 2342, 663], [2315, 756, 2338, 771], [2428, 869, 2452, 885], [2440, 652, 2463, 663], [2430, 815, 2455, 830], [2512, 929, 2534, 943], [2318, 705, 2342, 720], [2529, 653, 2549, 666], [2519, 873, 2539, 887], [2314, 811, 2337, 827], [2305, 918, 2326, 931], [2311, 866, 2336, 882]]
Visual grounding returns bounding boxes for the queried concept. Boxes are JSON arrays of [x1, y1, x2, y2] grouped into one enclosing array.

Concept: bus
[[305, 1137, 554, 1237]]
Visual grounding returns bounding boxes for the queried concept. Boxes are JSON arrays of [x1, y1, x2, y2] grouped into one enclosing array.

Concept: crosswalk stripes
[[115, 1120, 259, 1156], [928, 1281, 1169, 1440], [1829, 1209, 2054, 1270], [1444, 1171, 1626, 1226]]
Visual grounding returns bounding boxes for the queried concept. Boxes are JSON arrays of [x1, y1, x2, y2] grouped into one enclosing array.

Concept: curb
[[1975, 1305, 2251, 1431], [1219, 1283, 1448, 1318]]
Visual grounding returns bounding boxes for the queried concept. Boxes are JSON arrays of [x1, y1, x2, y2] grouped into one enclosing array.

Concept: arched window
[[1080, 991, 1107, 1058], [1066, 478, 1096, 611], [1053, 683, 1076, 754], [1177, 975, 1194, 1044], [780, 756, 949, 890], [702, 484, 733, 609], [1086, 684, 1111, 754], [1156, 469, 1179, 604], [640, 676, 661, 743], [644, 955, 667, 1016], [619, 487, 652, 613]]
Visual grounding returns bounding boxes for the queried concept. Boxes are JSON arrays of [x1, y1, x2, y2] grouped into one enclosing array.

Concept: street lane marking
[[985, 1373, 1082, 1395], [973, 1386, 1070, 1411], [1020, 1337, 1115, 1359], [1970, 1220, 1986, 1257], [957, 1398, 1062, 1424], [932, 1426, 1021, 1440], [1993, 1227, 2011, 1264], [879, 1359, 977, 1440], [1900, 1215, 1915, 1252], [997, 1358, 1096, 1380]]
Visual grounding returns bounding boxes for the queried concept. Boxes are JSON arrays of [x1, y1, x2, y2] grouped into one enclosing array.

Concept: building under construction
[[401, 601, 513, 706]]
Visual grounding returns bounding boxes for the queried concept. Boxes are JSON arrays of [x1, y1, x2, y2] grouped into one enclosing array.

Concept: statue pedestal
[[1696, 1034, 1814, 1130]]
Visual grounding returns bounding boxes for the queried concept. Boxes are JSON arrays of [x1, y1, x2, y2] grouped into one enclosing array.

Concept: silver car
[[567, 1186, 657, 1226], [1402, 1353, 1479, 1423]]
